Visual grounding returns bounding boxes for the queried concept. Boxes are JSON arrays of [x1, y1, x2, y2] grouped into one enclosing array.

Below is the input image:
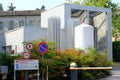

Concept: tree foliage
[[8, 3, 16, 11], [0, 3, 3, 11], [112, 41, 120, 61], [0, 53, 21, 79], [66, 0, 81, 4], [82, 0, 109, 7], [29, 39, 113, 80]]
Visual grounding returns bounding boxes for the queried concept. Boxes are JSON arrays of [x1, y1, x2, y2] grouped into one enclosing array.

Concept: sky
[[0, 0, 120, 11]]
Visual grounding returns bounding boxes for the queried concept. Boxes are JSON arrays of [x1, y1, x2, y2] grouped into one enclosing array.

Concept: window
[[0, 22, 3, 30], [9, 21, 14, 30], [28, 21, 33, 26], [2, 46, 12, 53], [19, 21, 24, 27]]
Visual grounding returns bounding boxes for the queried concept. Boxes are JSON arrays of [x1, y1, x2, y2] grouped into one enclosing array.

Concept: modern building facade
[[0, 3, 112, 59]]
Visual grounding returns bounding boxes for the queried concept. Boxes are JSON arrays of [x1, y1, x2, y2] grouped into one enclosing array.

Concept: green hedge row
[[113, 41, 120, 62]]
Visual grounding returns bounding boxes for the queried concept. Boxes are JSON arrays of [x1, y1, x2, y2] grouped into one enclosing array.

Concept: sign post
[[38, 42, 48, 80], [14, 60, 39, 80], [25, 43, 34, 80]]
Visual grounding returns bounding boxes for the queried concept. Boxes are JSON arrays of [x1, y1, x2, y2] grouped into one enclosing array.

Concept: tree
[[82, 0, 109, 7], [66, 0, 117, 8], [8, 3, 16, 11], [66, 0, 81, 4], [0, 3, 3, 11], [41, 5, 46, 11]]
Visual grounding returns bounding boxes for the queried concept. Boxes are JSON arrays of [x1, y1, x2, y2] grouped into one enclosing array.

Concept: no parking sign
[[38, 42, 48, 54]]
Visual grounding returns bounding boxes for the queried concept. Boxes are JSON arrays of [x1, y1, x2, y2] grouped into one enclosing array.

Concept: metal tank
[[74, 23, 94, 51]]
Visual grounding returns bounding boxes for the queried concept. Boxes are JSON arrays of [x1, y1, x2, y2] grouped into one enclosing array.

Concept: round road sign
[[22, 52, 30, 59], [38, 42, 48, 54], [26, 43, 34, 50]]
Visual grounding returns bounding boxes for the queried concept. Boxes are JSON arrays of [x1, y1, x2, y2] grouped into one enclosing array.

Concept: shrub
[[24, 39, 113, 80], [0, 52, 21, 80], [30, 45, 112, 80], [112, 41, 120, 62]]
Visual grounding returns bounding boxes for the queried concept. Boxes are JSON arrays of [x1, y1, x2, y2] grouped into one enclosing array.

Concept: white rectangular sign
[[14, 60, 39, 70]]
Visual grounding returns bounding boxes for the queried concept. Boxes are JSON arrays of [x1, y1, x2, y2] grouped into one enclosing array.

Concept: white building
[[0, 3, 112, 59]]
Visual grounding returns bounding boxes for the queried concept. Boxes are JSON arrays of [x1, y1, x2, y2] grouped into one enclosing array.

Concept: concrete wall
[[24, 27, 48, 41], [0, 34, 6, 52], [4, 27, 24, 53], [93, 13, 107, 51], [60, 29, 67, 49], [41, 4, 65, 28]]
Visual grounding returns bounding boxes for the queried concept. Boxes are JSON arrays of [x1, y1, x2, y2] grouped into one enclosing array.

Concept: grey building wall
[[93, 13, 107, 51], [24, 27, 48, 42], [0, 15, 41, 33], [67, 18, 80, 49], [60, 29, 67, 50], [0, 33, 6, 52], [48, 17, 61, 49]]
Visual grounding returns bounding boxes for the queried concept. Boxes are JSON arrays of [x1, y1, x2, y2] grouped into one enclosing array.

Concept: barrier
[[70, 67, 112, 70], [70, 62, 112, 80]]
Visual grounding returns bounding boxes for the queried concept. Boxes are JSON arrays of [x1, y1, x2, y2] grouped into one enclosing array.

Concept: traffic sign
[[14, 60, 39, 70], [22, 52, 30, 59], [38, 42, 48, 54], [26, 43, 34, 50]]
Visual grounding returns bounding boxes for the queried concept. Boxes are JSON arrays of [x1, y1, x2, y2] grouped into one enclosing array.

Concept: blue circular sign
[[38, 42, 48, 54]]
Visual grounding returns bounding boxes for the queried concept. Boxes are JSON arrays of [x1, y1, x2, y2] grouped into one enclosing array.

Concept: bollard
[[70, 62, 77, 80]]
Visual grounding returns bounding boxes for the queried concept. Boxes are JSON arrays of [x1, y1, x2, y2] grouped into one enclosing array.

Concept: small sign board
[[38, 42, 48, 54], [22, 52, 30, 59], [14, 60, 39, 70], [26, 43, 34, 50], [0, 66, 8, 74]]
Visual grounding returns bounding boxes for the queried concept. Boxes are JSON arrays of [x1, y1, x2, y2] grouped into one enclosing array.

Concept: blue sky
[[0, 0, 119, 11]]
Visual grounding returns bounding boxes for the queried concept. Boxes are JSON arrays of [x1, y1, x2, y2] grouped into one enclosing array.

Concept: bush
[[0, 52, 21, 80], [0, 39, 113, 80], [22, 39, 113, 80], [112, 41, 120, 62], [30, 40, 113, 80]]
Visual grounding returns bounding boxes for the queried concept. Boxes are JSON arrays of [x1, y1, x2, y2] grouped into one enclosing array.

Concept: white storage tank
[[74, 23, 94, 51]]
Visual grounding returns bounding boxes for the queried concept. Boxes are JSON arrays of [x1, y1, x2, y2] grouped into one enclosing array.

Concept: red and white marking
[[22, 52, 30, 59], [26, 43, 34, 50]]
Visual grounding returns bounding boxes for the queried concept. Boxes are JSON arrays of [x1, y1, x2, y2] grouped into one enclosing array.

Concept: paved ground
[[99, 62, 120, 80]]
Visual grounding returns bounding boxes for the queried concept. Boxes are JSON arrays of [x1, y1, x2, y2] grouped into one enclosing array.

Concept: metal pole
[[46, 66, 48, 80], [42, 54, 44, 60], [14, 61, 16, 80], [14, 70, 16, 80], [70, 63, 77, 80], [25, 71, 28, 80], [71, 70, 77, 80], [37, 60, 39, 80], [42, 54, 44, 80], [38, 67, 39, 80]]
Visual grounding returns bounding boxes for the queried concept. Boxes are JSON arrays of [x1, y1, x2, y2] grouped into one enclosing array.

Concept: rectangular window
[[19, 21, 24, 27], [28, 21, 33, 26], [9, 21, 14, 30], [0, 22, 3, 30]]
